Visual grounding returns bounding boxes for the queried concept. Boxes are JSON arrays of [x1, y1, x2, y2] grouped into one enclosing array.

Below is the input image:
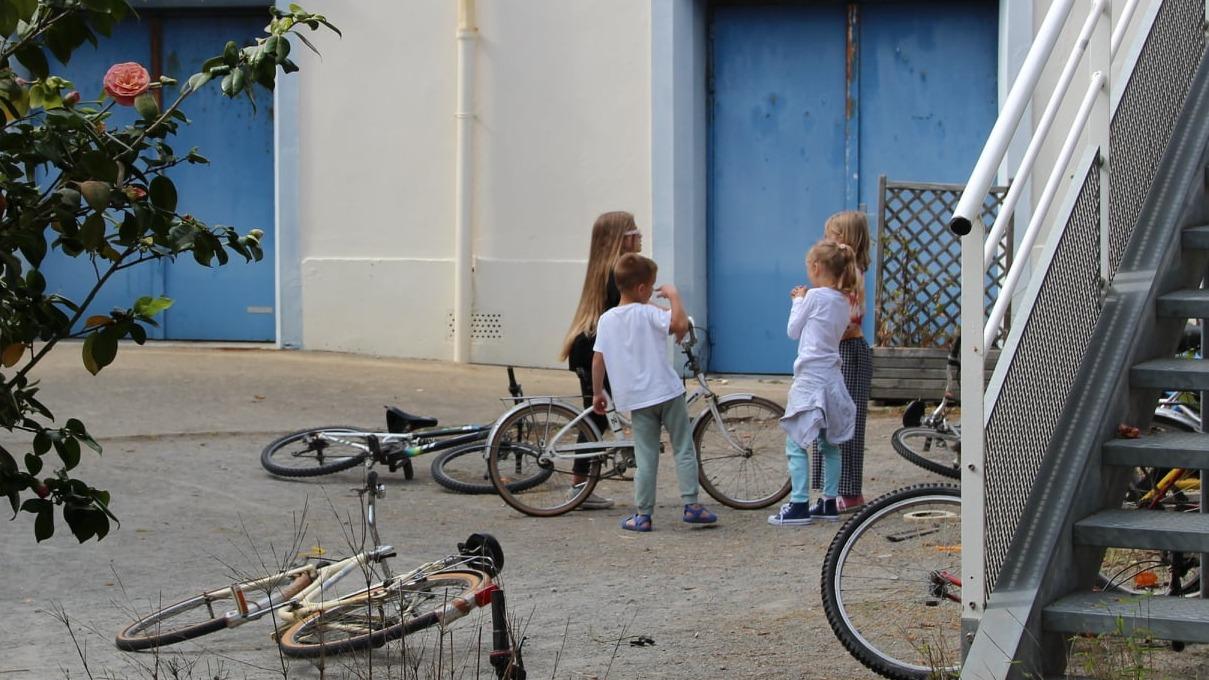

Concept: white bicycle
[[485, 321, 789, 516], [115, 440, 511, 660]]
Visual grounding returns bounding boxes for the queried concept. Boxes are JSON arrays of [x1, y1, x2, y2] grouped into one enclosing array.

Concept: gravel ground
[[2, 345, 1208, 679]]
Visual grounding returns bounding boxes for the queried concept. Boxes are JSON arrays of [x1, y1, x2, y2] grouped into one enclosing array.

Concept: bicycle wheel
[[430, 441, 552, 495], [276, 571, 486, 658], [694, 396, 790, 509], [261, 426, 368, 477], [487, 401, 601, 517], [1105, 414, 1201, 595], [821, 484, 962, 680], [891, 427, 960, 480], [116, 571, 312, 651]]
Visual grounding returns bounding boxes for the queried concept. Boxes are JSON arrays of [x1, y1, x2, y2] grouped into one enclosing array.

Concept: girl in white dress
[[768, 240, 859, 527]]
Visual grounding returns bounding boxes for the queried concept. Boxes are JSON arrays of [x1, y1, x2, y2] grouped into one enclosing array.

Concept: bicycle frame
[[532, 333, 754, 467], [312, 424, 489, 463], [190, 457, 497, 633]]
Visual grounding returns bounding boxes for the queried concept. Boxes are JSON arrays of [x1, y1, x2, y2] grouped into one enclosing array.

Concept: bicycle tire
[[276, 571, 486, 658], [487, 401, 601, 517], [1104, 414, 1202, 596], [261, 426, 368, 477], [116, 571, 312, 651], [694, 395, 790, 509], [891, 427, 960, 480], [821, 484, 962, 680], [430, 441, 552, 495]]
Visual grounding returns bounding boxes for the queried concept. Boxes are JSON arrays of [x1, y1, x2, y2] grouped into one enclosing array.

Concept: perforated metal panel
[[1109, 0, 1207, 273], [982, 0, 1206, 592]]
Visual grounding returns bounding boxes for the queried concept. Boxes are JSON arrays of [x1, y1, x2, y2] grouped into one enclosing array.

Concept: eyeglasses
[[624, 230, 642, 238]]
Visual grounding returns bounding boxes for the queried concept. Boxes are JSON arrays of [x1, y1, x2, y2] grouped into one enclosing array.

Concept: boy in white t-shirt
[[591, 253, 718, 532]]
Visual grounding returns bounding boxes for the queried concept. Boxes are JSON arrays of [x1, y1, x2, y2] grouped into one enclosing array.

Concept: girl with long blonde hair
[[560, 211, 643, 508], [810, 210, 873, 513]]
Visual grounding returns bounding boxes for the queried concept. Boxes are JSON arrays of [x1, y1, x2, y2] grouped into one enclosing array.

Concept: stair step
[[1183, 224, 1209, 250], [1156, 289, 1209, 318], [1075, 509, 1209, 552], [1045, 592, 1209, 641], [1132, 358, 1209, 390], [1103, 431, 1209, 468]]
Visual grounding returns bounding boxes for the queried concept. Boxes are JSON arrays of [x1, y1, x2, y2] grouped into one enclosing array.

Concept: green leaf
[[80, 213, 105, 250], [78, 151, 119, 183], [14, 44, 49, 80], [133, 92, 158, 121], [33, 431, 50, 456], [128, 322, 147, 345], [133, 295, 173, 317], [118, 212, 139, 245], [53, 436, 80, 470], [82, 335, 100, 375], [21, 498, 52, 514], [24, 453, 41, 476], [223, 40, 239, 67], [0, 3, 19, 42], [149, 176, 177, 213], [64, 418, 86, 436], [89, 327, 119, 371], [34, 506, 53, 541], [186, 72, 211, 93], [91, 510, 110, 540]]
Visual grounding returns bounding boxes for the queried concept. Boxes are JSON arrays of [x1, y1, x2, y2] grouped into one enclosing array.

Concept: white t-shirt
[[593, 303, 686, 412]]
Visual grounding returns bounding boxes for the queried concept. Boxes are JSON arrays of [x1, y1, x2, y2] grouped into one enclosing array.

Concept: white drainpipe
[[453, 0, 478, 363]]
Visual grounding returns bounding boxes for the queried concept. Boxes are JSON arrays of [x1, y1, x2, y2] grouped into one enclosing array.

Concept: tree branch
[[5, 246, 136, 389]]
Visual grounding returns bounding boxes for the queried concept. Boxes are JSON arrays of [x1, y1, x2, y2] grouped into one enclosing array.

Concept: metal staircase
[[948, 0, 1209, 677]]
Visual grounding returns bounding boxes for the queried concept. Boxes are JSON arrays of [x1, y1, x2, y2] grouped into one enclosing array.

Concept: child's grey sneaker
[[571, 483, 615, 510], [768, 501, 812, 526], [810, 497, 839, 521]]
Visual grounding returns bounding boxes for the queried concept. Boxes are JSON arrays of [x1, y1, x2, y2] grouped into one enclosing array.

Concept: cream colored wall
[[293, 1, 652, 368]]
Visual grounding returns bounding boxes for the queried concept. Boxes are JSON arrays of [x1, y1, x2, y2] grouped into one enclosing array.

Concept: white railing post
[[1089, 1, 1112, 287], [961, 204, 988, 642]]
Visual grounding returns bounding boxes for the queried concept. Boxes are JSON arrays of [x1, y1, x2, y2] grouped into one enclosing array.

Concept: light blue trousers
[[787, 431, 840, 503], [630, 396, 700, 516]]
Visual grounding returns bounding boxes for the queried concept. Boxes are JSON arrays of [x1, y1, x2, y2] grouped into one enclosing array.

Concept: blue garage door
[[39, 11, 275, 341], [708, 1, 997, 373]]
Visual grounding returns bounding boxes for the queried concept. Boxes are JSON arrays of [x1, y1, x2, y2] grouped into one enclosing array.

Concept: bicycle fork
[[489, 588, 526, 680]]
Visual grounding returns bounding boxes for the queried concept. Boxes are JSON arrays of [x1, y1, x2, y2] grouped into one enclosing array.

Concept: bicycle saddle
[[385, 406, 438, 433]]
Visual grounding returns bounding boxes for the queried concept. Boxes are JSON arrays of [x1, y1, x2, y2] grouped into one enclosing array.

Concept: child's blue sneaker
[[767, 502, 812, 526], [683, 503, 717, 524], [810, 497, 839, 521]]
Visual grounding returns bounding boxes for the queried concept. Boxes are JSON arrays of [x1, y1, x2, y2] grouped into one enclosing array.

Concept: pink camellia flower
[[103, 62, 150, 106]]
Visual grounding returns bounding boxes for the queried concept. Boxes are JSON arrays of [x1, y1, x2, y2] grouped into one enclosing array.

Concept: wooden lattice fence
[[874, 176, 1013, 349]]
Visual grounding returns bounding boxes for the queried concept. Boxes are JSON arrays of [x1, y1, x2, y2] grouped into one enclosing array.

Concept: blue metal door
[[708, 1, 997, 373], [708, 4, 849, 374], [38, 12, 275, 341], [160, 14, 275, 340]]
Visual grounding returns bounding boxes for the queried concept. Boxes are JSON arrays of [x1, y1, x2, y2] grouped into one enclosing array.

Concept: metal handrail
[[949, 0, 1138, 631], [948, 0, 1076, 237], [983, 0, 1111, 269], [984, 71, 1107, 349]]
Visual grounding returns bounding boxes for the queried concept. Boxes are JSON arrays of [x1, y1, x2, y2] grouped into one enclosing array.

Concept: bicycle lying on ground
[[261, 368, 548, 495], [484, 320, 789, 516], [118, 439, 525, 675]]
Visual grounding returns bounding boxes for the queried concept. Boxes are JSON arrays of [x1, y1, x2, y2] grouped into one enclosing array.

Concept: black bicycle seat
[[385, 406, 438, 433]]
